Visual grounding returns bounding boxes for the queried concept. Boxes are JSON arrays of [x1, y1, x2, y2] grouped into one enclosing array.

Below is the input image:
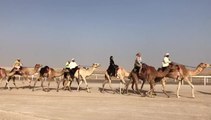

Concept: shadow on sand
[[197, 91, 211, 95]]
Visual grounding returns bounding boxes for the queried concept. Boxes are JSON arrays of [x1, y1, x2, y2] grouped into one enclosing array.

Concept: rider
[[133, 52, 142, 74], [66, 58, 78, 77], [162, 53, 171, 71], [10, 58, 23, 74], [107, 56, 118, 77], [65, 60, 71, 70]]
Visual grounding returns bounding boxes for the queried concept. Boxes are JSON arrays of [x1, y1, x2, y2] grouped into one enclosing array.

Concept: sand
[[0, 80, 211, 120]]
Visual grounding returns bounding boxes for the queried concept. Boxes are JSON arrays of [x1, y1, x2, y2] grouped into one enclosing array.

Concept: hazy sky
[[0, 0, 211, 70]]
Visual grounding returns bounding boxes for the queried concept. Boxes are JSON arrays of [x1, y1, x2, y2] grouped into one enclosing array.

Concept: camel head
[[197, 63, 210, 69], [35, 64, 42, 69], [92, 63, 100, 68]]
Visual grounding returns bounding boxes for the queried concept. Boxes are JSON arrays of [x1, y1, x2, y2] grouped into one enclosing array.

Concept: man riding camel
[[133, 52, 142, 74], [65, 58, 79, 77], [162, 53, 171, 71], [10, 58, 23, 74], [107, 56, 119, 77]]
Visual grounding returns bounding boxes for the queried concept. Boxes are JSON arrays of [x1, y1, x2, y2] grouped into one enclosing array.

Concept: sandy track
[[0, 80, 211, 120]]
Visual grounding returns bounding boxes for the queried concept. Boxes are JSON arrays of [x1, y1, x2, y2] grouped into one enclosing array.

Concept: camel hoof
[[177, 96, 181, 98], [87, 89, 91, 93], [101, 90, 105, 93]]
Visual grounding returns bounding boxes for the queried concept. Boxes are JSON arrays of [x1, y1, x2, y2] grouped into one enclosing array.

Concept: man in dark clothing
[[107, 56, 119, 77]]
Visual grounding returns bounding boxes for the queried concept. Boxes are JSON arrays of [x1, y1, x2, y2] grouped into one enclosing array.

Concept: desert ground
[[0, 79, 211, 120]]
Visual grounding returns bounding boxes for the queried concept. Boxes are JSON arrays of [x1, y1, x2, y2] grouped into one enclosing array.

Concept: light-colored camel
[[0, 68, 17, 85], [5, 64, 42, 89], [32, 67, 67, 92], [158, 63, 211, 98], [102, 67, 130, 94], [66, 63, 100, 93]]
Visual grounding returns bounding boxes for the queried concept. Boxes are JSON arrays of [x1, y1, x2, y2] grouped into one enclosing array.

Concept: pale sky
[[0, 0, 211, 70]]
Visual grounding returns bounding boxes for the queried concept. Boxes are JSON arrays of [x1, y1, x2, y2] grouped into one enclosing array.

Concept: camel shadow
[[197, 91, 211, 95], [19, 85, 35, 89], [0, 87, 13, 90], [98, 87, 116, 94]]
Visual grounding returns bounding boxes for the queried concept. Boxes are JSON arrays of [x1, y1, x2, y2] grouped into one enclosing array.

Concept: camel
[[125, 63, 173, 97], [0, 68, 8, 84], [32, 66, 68, 92], [155, 63, 211, 98], [102, 67, 130, 94], [0, 68, 17, 85], [5, 64, 42, 89], [59, 67, 80, 92], [64, 63, 100, 93]]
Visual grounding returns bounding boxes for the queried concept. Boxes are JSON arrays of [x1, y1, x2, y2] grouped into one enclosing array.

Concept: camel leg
[[102, 73, 108, 92], [131, 73, 140, 94], [0, 77, 5, 84], [68, 78, 73, 92], [119, 77, 126, 94], [46, 78, 52, 92], [77, 79, 83, 92], [161, 78, 170, 98], [119, 81, 122, 94], [176, 80, 182, 98], [75, 77, 80, 86], [108, 78, 115, 93], [57, 79, 61, 92], [83, 77, 90, 93], [56, 78, 61, 92], [103, 73, 114, 93], [12, 77, 18, 89], [131, 80, 135, 92], [124, 78, 133, 94], [5, 77, 11, 90], [184, 78, 195, 98], [147, 81, 155, 97], [105, 73, 114, 91], [32, 77, 39, 91], [26, 76, 32, 88], [102, 80, 108, 92], [140, 80, 145, 92], [41, 78, 45, 91]]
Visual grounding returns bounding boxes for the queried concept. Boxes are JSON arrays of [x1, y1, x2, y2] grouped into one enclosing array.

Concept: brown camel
[[0, 68, 8, 84], [102, 67, 130, 94], [32, 66, 67, 92], [125, 63, 173, 97], [5, 64, 42, 89], [156, 63, 211, 98]]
